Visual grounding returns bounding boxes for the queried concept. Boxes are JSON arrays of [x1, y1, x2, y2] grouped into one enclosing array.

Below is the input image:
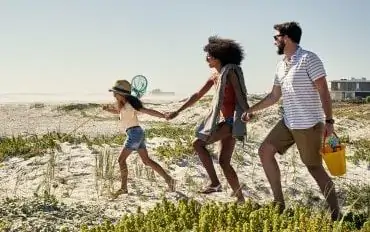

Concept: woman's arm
[[139, 107, 165, 118], [173, 76, 215, 115]]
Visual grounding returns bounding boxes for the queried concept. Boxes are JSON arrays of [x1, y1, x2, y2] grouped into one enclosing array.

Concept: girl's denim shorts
[[124, 126, 146, 150]]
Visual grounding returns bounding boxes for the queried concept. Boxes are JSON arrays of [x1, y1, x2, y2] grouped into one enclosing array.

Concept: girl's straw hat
[[109, 80, 131, 96]]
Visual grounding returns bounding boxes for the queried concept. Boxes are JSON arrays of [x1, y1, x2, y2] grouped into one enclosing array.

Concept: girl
[[103, 79, 175, 197]]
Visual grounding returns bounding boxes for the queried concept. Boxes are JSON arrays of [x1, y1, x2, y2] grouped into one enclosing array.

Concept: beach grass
[[332, 103, 370, 120], [0, 123, 194, 163], [80, 197, 370, 232], [1, 125, 370, 167], [348, 138, 370, 165]]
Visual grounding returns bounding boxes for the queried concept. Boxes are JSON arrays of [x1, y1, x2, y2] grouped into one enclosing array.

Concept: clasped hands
[[241, 109, 254, 122], [163, 111, 179, 120]]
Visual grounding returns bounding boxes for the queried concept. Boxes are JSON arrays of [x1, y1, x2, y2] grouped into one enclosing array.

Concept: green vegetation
[[0, 133, 62, 162], [145, 122, 194, 139], [1, 121, 369, 168], [347, 139, 370, 165], [146, 123, 195, 160], [155, 137, 193, 161], [343, 183, 370, 217], [1, 183, 369, 231], [0, 193, 112, 232], [0, 123, 195, 163], [366, 96, 370, 104], [81, 198, 370, 232], [0, 132, 124, 162]]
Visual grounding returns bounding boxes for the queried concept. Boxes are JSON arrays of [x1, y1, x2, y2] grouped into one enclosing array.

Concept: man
[[242, 21, 341, 220]]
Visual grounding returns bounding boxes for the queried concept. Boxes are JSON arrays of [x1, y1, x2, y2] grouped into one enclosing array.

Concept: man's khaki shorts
[[265, 119, 324, 166]]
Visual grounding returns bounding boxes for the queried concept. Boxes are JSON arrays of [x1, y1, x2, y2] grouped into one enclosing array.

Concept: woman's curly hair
[[203, 36, 245, 66]]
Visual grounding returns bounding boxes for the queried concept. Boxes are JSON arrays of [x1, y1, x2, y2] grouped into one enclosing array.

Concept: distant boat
[[150, 89, 175, 95]]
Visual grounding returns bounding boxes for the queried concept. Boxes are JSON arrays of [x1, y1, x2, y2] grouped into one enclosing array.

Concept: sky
[[0, 0, 369, 96]]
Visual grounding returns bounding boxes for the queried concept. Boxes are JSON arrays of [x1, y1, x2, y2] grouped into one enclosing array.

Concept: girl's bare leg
[[137, 148, 175, 191], [115, 148, 132, 195]]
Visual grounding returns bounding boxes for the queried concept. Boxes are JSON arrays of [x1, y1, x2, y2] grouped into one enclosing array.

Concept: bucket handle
[[322, 131, 341, 149]]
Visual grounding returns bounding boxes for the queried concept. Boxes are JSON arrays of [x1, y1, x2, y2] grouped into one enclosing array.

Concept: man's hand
[[241, 111, 254, 122], [324, 123, 334, 137], [164, 111, 179, 120]]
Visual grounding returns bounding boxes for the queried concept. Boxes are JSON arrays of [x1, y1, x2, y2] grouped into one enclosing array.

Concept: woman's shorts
[[124, 126, 146, 150], [195, 117, 234, 142]]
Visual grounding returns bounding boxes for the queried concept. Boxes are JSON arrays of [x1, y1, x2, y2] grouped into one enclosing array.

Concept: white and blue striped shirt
[[274, 47, 326, 129]]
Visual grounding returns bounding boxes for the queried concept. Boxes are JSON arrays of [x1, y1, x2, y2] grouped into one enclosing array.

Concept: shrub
[[366, 96, 370, 104], [81, 198, 370, 232]]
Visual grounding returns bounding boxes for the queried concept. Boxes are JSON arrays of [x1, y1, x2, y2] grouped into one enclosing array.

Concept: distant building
[[150, 89, 175, 95], [330, 77, 370, 101]]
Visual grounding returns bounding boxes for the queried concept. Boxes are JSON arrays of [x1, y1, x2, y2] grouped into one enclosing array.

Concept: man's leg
[[307, 165, 340, 220], [293, 123, 340, 220], [259, 120, 294, 209], [193, 122, 232, 191]]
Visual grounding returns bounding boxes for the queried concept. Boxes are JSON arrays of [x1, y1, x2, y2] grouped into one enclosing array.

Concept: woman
[[165, 36, 250, 202], [103, 79, 175, 197]]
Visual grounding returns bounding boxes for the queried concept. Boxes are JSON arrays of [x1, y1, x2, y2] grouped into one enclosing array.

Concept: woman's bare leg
[[193, 123, 232, 191], [219, 136, 244, 202]]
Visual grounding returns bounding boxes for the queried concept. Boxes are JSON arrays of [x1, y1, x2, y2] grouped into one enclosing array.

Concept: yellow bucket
[[321, 133, 346, 176]]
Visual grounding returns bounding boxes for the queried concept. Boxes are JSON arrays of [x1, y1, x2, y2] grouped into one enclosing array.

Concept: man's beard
[[277, 42, 285, 55]]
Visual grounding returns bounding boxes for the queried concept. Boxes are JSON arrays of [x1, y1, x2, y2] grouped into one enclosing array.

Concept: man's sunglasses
[[273, 34, 285, 40]]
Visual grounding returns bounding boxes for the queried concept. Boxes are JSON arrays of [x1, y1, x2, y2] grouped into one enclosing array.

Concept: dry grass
[[333, 102, 370, 120]]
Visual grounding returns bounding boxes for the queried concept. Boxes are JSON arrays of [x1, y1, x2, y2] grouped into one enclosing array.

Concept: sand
[[0, 97, 369, 230]]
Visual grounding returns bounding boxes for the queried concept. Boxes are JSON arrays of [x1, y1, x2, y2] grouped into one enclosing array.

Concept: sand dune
[[0, 98, 369, 231]]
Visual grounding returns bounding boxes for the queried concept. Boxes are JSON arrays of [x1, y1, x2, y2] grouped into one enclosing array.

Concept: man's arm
[[248, 85, 282, 113], [228, 70, 249, 111], [306, 52, 332, 120], [314, 77, 332, 120]]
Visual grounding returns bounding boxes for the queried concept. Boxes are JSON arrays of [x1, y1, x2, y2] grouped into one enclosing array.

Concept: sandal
[[111, 188, 128, 199], [198, 184, 222, 194]]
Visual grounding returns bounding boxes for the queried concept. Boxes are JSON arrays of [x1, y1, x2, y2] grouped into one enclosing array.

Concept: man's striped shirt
[[274, 46, 326, 129]]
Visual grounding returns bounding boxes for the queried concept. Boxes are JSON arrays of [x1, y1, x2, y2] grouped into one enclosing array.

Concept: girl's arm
[[139, 107, 165, 118], [102, 104, 119, 114]]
